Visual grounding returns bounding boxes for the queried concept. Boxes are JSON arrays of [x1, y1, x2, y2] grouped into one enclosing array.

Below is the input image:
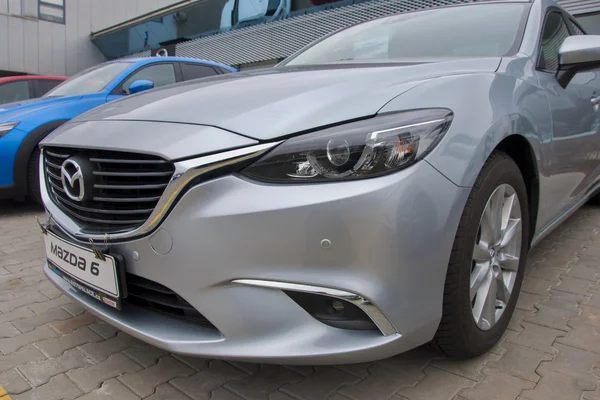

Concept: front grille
[[124, 274, 216, 329], [43, 147, 175, 232]]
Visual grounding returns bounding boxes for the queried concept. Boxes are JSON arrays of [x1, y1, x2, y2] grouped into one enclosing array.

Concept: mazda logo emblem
[[61, 159, 85, 201]]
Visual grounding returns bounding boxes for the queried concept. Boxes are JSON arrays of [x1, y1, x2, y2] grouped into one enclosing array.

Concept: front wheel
[[433, 151, 529, 358]]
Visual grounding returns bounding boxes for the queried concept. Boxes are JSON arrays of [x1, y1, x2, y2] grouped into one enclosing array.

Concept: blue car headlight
[[242, 109, 453, 183], [0, 122, 20, 139]]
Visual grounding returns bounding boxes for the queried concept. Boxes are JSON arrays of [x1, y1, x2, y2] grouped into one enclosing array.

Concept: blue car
[[0, 57, 236, 203]]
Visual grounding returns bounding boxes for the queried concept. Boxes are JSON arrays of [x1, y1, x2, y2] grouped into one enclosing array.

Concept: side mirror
[[128, 80, 154, 94], [557, 35, 600, 88]]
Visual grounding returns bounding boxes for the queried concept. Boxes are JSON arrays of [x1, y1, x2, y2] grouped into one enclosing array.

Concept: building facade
[[1, 0, 599, 77]]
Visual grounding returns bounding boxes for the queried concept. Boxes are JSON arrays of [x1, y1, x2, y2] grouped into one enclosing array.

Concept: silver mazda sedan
[[39, 0, 600, 364]]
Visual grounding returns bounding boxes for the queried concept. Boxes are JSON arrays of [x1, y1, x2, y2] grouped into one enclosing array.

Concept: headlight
[[0, 122, 19, 139], [242, 109, 453, 183]]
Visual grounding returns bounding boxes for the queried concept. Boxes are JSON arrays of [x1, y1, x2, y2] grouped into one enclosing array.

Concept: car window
[[566, 17, 585, 35], [37, 80, 64, 96], [181, 63, 219, 81], [120, 64, 177, 94], [0, 81, 30, 104], [46, 63, 132, 97], [539, 12, 571, 72], [283, 3, 529, 66]]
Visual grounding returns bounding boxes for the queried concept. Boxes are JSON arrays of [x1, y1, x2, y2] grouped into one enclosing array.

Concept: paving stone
[[0, 323, 20, 338], [458, 367, 535, 400], [171, 360, 248, 400], [0, 307, 34, 325], [119, 356, 194, 398], [485, 342, 553, 382], [0, 368, 31, 395], [12, 308, 71, 333], [520, 369, 597, 400], [432, 352, 500, 381], [67, 352, 142, 392], [557, 323, 600, 354], [36, 327, 102, 358], [226, 365, 302, 400], [521, 277, 555, 296], [87, 322, 119, 339], [61, 303, 86, 317], [27, 296, 72, 314], [540, 290, 587, 311], [146, 384, 193, 400], [212, 388, 245, 400], [507, 308, 535, 332], [11, 374, 81, 400], [0, 325, 59, 355], [516, 292, 546, 312], [583, 246, 600, 258], [378, 347, 445, 380], [524, 304, 578, 331], [540, 343, 600, 383], [565, 265, 600, 281], [571, 305, 600, 328], [339, 364, 415, 400], [335, 363, 372, 379], [507, 321, 565, 354], [171, 354, 209, 372], [76, 379, 140, 400], [280, 367, 358, 400], [0, 293, 48, 313], [397, 366, 476, 400], [526, 266, 567, 281], [584, 290, 600, 309], [123, 345, 168, 368], [555, 276, 595, 295], [50, 313, 98, 334], [0, 345, 46, 373], [280, 364, 312, 377], [18, 348, 91, 387], [78, 332, 142, 362]]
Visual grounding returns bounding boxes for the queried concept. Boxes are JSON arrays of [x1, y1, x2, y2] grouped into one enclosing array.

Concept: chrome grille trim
[[41, 142, 280, 242], [43, 147, 175, 232]]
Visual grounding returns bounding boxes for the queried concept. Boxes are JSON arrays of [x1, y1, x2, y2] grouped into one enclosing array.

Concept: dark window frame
[[180, 62, 221, 81], [111, 62, 180, 95], [535, 8, 572, 73], [39, 0, 65, 24]]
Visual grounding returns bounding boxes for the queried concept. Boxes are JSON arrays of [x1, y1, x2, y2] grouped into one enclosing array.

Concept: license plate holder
[[44, 231, 126, 310]]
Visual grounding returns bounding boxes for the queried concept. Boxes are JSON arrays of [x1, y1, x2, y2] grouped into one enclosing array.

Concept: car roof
[[0, 75, 67, 84], [107, 56, 237, 72]]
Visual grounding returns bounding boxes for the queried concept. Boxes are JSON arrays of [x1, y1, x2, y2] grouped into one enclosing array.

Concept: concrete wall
[[0, 0, 180, 76]]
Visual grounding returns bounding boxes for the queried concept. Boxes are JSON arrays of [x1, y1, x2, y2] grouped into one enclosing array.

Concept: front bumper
[[45, 161, 469, 364]]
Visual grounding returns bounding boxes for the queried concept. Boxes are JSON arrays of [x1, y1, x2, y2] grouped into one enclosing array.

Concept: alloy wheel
[[471, 183, 522, 331]]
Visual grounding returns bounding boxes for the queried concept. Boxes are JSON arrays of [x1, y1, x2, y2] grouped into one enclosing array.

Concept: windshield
[[44, 62, 132, 97], [283, 3, 529, 66]]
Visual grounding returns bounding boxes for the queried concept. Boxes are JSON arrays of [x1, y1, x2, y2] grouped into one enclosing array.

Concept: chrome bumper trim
[[40, 142, 280, 243], [232, 279, 398, 336]]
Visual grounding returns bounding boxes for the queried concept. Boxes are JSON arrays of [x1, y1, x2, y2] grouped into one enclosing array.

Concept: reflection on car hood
[[75, 58, 501, 140]]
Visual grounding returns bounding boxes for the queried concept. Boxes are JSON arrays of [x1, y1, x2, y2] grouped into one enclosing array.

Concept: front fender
[[378, 73, 550, 188]]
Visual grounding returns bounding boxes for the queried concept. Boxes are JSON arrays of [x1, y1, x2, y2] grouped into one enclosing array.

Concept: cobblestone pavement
[[0, 201, 599, 400]]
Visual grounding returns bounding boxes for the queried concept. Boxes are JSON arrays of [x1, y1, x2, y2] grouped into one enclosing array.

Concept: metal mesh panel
[[172, 0, 488, 66]]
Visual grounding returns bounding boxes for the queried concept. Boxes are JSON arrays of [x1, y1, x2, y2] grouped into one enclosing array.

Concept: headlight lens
[[0, 122, 19, 139], [242, 109, 453, 182]]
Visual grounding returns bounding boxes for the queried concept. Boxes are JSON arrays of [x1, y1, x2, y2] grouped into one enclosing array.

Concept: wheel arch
[[13, 120, 69, 199], [493, 134, 540, 245]]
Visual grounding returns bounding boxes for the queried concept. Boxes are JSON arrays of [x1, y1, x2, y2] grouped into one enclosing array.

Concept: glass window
[[576, 13, 600, 35], [120, 64, 177, 94], [283, 3, 529, 66], [0, 81, 30, 104], [37, 80, 64, 96], [45, 62, 132, 97], [181, 64, 218, 81], [539, 12, 571, 72], [39, 0, 65, 23], [566, 17, 585, 35]]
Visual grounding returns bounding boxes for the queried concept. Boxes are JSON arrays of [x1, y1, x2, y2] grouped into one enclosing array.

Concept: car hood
[[0, 96, 84, 122], [74, 58, 501, 141]]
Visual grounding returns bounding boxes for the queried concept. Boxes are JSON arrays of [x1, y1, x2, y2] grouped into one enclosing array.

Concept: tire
[[433, 151, 530, 358], [27, 147, 43, 206]]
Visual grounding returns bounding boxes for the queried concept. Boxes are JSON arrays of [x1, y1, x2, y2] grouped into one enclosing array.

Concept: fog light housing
[[284, 291, 378, 331]]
